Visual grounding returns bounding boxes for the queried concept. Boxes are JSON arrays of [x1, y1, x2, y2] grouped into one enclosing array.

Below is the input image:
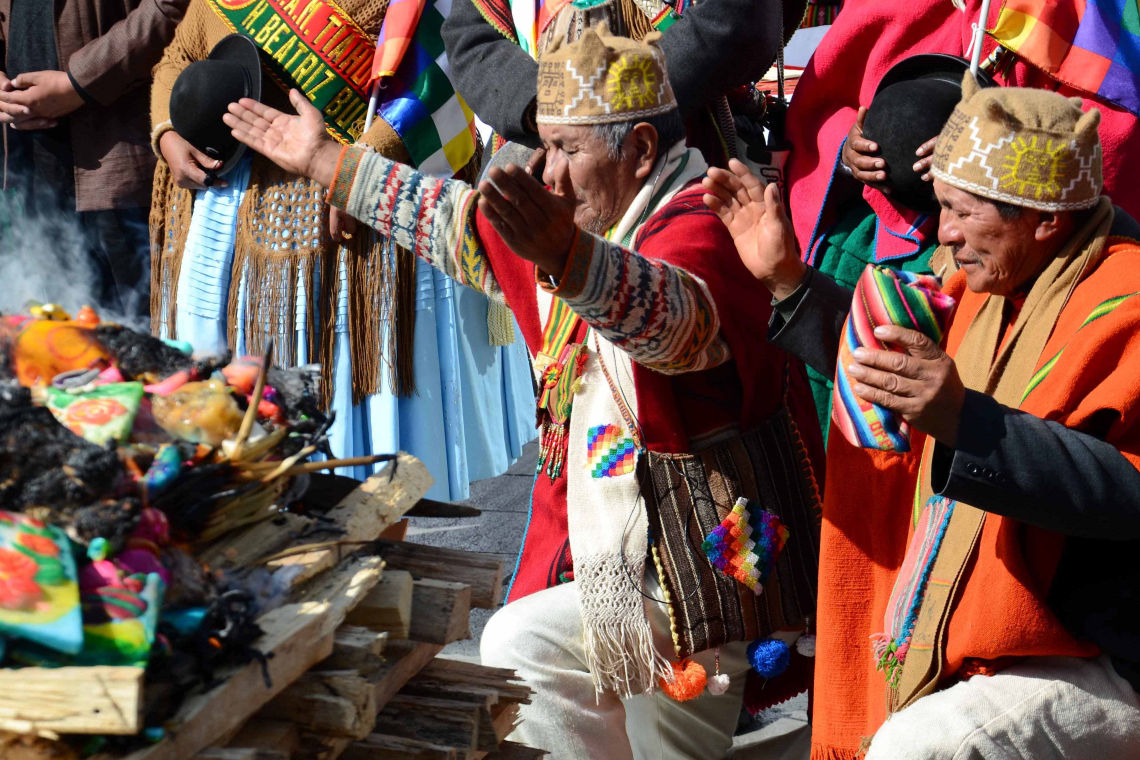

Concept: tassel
[[747, 638, 791, 678], [487, 299, 516, 346], [707, 648, 730, 695], [660, 659, 706, 702], [795, 634, 816, 658]]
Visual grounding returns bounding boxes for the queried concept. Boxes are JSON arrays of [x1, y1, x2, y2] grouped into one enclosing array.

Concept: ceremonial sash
[[205, 0, 376, 144], [534, 296, 584, 480]]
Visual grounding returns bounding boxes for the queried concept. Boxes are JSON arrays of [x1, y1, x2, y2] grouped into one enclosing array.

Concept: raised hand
[[224, 89, 341, 187], [477, 161, 577, 277], [702, 159, 806, 300]]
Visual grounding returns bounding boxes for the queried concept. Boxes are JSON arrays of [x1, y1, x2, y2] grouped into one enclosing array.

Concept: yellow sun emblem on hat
[[606, 56, 660, 112], [998, 135, 1070, 201]]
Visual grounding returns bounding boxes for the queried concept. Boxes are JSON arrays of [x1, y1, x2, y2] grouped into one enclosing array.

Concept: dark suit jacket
[[0, 0, 189, 210]]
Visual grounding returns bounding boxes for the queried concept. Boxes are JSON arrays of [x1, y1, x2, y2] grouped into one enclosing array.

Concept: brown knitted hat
[[930, 73, 1103, 211], [536, 22, 677, 125]]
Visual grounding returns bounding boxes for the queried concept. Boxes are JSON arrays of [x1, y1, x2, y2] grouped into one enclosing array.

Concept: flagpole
[[363, 79, 380, 135], [970, 0, 993, 75]]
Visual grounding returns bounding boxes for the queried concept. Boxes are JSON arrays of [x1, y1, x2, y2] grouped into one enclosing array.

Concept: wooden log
[[323, 626, 387, 672], [410, 579, 471, 646], [375, 540, 504, 609], [198, 513, 313, 572], [345, 570, 413, 639], [0, 666, 143, 735], [293, 734, 350, 760], [260, 669, 376, 740], [268, 454, 432, 587], [370, 641, 444, 711], [126, 603, 333, 760], [342, 734, 458, 760], [226, 719, 300, 756], [406, 499, 481, 519], [195, 750, 288, 760], [372, 695, 481, 753], [415, 659, 532, 706]]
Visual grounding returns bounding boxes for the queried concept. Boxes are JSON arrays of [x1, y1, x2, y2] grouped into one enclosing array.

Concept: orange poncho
[[812, 230, 1140, 760]]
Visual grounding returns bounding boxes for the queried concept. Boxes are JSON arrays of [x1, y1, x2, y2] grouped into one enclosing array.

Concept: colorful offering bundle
[[832, 264, 957, 452], [702, 497, 789, 594]]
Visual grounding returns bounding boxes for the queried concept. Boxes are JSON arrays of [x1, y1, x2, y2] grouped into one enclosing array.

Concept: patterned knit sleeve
[[327, 145, 503, 301], [546, 230, 731, 374]]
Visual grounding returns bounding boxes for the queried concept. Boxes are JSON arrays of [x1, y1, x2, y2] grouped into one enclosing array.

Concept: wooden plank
[[377, 518, 408, 542], [226, 719, 300, 756], [345, 570, 412, 639], [415, 660, 532, 706], [126, 604, 334, 760], [342, 734, 458, 760], [491, 704, 521, 743], [370, 641, 444, 711], [410, 580, 471, 646], [406, 499, 481, 519], [293, 734, 350, 760], [260, 670, 376, 739], [268, 454, 432, 587], [198, 513, 313, 572], [376, 540, 505, 609], [323, 626, 387, 672], [372, 695, 480, 753], [292, 556, 385, 640], [0, 666, 143, 735], [195, 750, 288, 760]]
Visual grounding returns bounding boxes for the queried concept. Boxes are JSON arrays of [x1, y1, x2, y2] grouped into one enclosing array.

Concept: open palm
[[224, 89, 337, 184], [702, 160, 803, 294]]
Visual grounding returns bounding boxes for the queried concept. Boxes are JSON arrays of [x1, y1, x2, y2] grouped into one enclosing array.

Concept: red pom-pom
[[659, 659, 707, 702]]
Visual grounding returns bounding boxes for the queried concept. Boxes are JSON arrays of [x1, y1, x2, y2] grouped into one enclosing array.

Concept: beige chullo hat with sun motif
[[536, 22, 677, 125], [930, 72, 1103, 211]]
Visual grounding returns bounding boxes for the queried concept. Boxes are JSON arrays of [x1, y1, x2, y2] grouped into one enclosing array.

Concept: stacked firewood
[[0, 455, 543, 760]]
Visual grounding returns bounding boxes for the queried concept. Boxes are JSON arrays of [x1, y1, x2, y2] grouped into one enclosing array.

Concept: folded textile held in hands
[[832, 264, 957, 452]]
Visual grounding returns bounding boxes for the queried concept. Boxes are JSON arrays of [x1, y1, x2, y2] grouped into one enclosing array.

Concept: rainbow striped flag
[[372, 0, 478, 177], [988, 0, 1140, 116]]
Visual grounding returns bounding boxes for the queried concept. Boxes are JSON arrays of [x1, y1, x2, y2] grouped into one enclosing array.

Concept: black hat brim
[[875, 53, 997, 96], [207, 35, 264, 177]]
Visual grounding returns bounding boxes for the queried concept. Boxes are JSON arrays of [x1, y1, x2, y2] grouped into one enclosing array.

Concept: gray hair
[[592, 109, 687, 161]]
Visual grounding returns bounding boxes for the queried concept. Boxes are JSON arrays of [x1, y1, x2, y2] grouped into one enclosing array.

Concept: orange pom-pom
[[75, 305, 100, 327], [659, 659, 707, 702]]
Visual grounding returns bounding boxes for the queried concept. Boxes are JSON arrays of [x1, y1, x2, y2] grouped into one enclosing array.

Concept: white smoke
[[0, 196, 149, 331]]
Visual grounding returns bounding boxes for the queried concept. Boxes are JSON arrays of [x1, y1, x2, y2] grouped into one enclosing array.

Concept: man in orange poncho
[[704, 77, 1140, 757]]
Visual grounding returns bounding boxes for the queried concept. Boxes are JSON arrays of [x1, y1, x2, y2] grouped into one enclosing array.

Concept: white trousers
[[867, 655, 1140, 760], [481, 579, 752, 760]]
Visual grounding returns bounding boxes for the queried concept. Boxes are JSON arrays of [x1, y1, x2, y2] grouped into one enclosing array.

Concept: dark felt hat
[[861, 55, 997, 213], [170, 35, 263, 179]]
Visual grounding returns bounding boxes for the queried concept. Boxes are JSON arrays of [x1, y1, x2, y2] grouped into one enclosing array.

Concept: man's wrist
[[309, 141, 343, 188], [763, 258, 809, 302]]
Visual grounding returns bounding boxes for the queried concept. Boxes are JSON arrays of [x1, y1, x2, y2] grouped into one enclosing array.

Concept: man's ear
[[1034, 209, 1067, 243], [630, 123, 659, 179]]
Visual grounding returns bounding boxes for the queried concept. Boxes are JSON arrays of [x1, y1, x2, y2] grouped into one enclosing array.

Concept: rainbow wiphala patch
[[586, 424, 636, 478], [701, 497, 789, 595]]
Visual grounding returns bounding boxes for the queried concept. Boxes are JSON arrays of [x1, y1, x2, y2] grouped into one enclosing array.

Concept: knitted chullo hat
[[536, 22, 677, 125], [930, 72, 1103, 211]]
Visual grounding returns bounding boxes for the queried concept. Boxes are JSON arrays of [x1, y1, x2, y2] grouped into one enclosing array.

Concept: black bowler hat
[[170, 34, 264, 178], [861, 55, 998, 213]]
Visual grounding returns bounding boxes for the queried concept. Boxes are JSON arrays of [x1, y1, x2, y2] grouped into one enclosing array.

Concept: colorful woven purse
[[639, 404, 821, 659]]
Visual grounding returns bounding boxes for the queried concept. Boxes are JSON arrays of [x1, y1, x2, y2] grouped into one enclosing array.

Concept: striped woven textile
[[832, 264, 957, 452]]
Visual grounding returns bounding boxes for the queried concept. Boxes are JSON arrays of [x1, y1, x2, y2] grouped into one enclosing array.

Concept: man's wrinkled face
[[933, 179, 1054, 297], [538, 123, 646, 234]]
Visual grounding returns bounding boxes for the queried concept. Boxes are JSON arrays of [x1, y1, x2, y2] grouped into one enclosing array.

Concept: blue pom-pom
[[747, 637, 790, 678]]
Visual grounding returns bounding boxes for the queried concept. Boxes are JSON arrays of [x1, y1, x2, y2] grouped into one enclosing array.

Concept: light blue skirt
[[173, 159, 536, 501]]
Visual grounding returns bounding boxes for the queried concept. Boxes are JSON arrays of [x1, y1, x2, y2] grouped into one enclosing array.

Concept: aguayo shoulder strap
[[204, 0, 376, 144]]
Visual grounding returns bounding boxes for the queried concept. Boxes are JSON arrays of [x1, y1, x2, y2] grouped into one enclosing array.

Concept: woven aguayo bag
[[639, 404, 821, 659]]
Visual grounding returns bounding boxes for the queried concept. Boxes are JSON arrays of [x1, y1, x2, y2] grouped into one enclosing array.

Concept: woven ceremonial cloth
[[832, 264, 956, 452], [373, 0, 479, 177], [988, 0, 1140, 117]]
